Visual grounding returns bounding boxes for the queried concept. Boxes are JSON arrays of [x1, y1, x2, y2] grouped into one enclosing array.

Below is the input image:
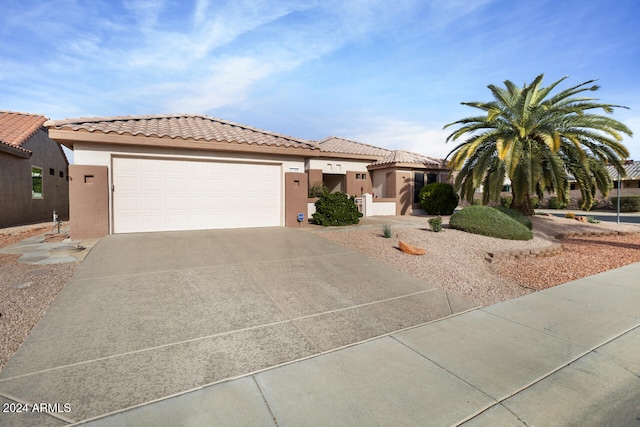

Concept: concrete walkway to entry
[[0, 227, 474, 425]]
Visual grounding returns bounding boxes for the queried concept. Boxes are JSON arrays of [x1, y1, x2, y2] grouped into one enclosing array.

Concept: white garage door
[[113, 157, 282, 233]]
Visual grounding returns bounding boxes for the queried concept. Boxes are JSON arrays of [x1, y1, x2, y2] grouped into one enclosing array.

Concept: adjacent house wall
[[0, 129, 69, 228]]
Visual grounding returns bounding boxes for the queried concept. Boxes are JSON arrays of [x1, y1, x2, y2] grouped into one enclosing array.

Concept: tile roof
[[0, 111, 48, 154], [374, 149, 443, 167], [47, 114, 319, 150], [317, 136, 392, 157], [607, 161, 640, 179]]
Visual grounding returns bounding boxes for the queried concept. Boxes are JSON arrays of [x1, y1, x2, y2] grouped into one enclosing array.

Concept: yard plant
[[445, 74, 632, 215], [492, 206, 532, 229], [312, 191, 363, 226], [428, 216, 443, 232], [418, 182, 459, 215], [450, 205, 533, 240], [611, 196, 640, 213]]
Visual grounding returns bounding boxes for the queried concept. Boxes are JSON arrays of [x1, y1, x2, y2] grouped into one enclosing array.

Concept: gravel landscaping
[[1, 215, 638, 372], [311, 214, 640, 307]]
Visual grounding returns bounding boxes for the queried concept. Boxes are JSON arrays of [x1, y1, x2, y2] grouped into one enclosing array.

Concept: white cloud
[[344, 117, 454, 159]]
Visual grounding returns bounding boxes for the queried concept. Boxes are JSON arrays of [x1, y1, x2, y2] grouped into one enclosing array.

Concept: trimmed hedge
[[312, 192, 363, 226], [492, 206, 533, 230], [418, 183, 459, 215], [450, 206, 533, 240], [610, 196, 640, 213]]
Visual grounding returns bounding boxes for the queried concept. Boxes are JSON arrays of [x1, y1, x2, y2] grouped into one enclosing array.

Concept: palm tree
[[444, 74, 632, 215]]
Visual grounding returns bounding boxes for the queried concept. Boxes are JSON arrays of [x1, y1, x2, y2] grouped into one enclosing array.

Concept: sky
[[2, 0, 639, 163]]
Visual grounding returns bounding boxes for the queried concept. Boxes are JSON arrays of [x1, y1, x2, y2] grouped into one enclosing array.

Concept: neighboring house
[[0, 111, 69, 228], [46, 114, 448, 238], [568, 160, 640, 198]]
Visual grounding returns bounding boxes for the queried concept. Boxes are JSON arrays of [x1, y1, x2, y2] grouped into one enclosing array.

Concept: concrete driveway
[[0, 227, 474, 424]]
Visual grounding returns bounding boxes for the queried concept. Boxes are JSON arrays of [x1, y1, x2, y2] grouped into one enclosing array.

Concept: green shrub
[[547, 196, 567, 210], [381, 223, 393, 238], [449, 206, 533, 240], [610, 196, 640, 213], [428, 216, 443, 232], [472, 199, 482, 206], [312, 192, 363, 226], [500, 196, 512, 208], [565, 212, 576, 219], [418, 183, 459, 215], [586, 216, 600, 224], [531, 197, 540, 209], [492, 206, 533, 230]]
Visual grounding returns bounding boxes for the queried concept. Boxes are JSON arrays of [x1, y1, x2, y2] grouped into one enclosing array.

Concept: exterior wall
[[0, 129, 69, 228], [394, 171, 413, 215], [345, 171, 372, 197], [69, 165, 109, 238], [306, 158, 370, 174], [284, 172, 308, 227], [72, 142, 305, 233], [307, 169, 323, 191]]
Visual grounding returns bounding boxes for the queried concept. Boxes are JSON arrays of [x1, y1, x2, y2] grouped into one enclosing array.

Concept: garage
[[113, 157, 282, 233]]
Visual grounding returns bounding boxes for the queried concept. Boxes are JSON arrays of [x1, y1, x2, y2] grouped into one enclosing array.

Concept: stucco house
[[46, 114, 448, 238], [0, 111, 69, 228]]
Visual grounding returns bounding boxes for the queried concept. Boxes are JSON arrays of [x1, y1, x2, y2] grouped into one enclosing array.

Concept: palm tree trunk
[[510, 190, 535, 216]]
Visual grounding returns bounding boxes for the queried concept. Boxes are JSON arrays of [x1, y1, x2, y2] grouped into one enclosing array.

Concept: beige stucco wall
[[306, 158, 371, 174], [0, 129, 69, 228]]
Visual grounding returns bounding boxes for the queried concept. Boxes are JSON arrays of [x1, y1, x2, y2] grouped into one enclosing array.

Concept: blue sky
[[2, 0, 639, 162]]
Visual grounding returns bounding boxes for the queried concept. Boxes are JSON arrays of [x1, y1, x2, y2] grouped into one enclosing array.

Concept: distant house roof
[[317, 136, 392, 157], [607, 161, 640, 179], [0, 111, 48, 157], [373, 149, 442, 167], [47, 114, 319, 151]]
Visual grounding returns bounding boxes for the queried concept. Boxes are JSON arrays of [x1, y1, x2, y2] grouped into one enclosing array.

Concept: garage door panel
[[113, 157, 281, 233]]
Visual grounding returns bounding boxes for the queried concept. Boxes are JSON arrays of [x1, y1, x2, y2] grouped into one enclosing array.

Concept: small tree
[[312, 192, 363, 226], [418, 183, 459, 215]]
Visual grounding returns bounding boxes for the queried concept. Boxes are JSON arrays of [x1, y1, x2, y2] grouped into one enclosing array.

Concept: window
[[427, 173, 437, 184], [413, 172, 424, 203], [49, 168, 55, 175], [59, 171, 64, 178], [32, 167, 43, 198]]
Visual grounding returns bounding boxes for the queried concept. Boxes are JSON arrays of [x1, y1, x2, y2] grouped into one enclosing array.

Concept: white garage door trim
[[112, 156, 282, 233]]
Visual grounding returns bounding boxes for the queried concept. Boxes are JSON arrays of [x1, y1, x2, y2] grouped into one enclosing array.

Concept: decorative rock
[[398, 240, 426, 255]]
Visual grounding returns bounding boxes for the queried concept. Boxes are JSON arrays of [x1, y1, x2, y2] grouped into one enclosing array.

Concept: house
[[0, 111, 69, 228], [46, 114, 448, 238], [568, 160, 640, 198]]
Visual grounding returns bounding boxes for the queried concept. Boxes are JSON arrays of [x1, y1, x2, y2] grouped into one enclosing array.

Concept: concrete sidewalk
[[81, 262, 640, 427]]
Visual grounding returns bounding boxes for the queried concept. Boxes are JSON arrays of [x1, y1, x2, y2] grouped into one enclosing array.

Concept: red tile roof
[[0, 111, 48, 155], [47, 114, 319, 150]]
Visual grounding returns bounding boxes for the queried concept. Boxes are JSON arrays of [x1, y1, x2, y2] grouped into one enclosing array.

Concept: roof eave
[[48, 128, 321, 157], [0, 142, 31, 159]]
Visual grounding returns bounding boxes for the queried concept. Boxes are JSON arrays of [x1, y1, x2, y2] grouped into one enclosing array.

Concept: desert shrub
[[473, 199, 482, 206], [312, 192, 363, 226], [610, 196, 640, 213], [418, 183, 459, 215], [565, 212, 576, 219], [449, 206, 533, 240], [428, 216, 443, 232], [381, 223, 393, 238], [492, 206, 533, 230], [547, 196, 567, 210], [586, 216, 600, 224], [500, 196, 512, 208]]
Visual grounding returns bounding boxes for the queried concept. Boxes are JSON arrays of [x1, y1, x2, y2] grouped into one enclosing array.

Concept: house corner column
[[285, 172, 309, 227]]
